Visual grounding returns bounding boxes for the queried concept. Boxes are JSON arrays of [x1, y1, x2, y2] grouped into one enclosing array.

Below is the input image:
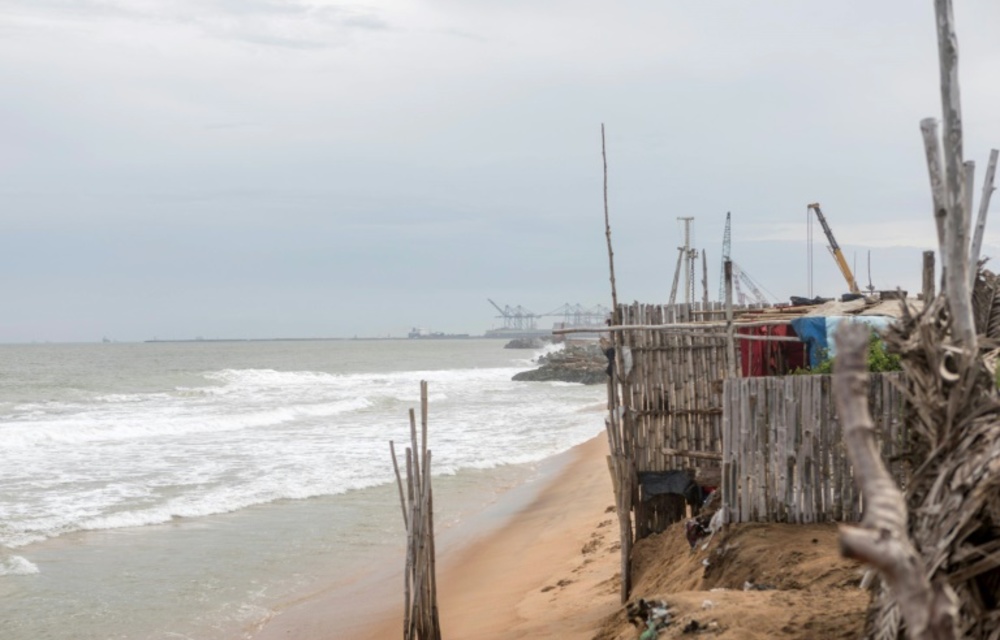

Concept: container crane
[[487, 299, 538, 330], [807, 203, 860, 295]]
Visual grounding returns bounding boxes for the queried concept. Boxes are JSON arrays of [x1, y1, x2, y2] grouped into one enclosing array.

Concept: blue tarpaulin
[[790, 316, 893, 368]]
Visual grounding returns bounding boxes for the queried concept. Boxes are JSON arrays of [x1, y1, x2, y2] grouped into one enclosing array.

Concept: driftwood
[[934, 0, 976, 353], [834, 323, 958, 640], [920, 118, 948, 253]]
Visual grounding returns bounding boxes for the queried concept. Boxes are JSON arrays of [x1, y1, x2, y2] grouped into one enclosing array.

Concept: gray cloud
[[1, 0, 999, 342]]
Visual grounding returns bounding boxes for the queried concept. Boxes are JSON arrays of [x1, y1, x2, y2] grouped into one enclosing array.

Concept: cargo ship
[[407, 327, 471, 339]]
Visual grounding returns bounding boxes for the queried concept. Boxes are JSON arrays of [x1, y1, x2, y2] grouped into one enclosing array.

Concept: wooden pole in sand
[[923, 251, 936, 302], [390, 382, 441, 640], [602, 124, 619, 315], [600, 124, 632, 604]]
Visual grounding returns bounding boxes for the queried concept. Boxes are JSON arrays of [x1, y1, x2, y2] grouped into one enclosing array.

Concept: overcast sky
[[2, 1, 999, 342]]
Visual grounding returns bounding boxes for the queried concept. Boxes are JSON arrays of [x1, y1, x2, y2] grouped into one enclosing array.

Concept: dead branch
[[834, 322, 958, 640], [969, 149, 999, 283], [934, 0, 977, 353]]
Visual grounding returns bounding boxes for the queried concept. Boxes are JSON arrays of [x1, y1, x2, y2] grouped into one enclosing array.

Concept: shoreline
[[252, 435, 620, 639]]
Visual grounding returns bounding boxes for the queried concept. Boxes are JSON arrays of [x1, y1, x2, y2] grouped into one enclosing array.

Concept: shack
[[600, 292, 918, 601]]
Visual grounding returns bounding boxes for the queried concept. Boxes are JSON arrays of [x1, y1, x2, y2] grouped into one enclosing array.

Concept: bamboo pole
[[554, 318, 794, 335], [403, 451, 414, 638], [390, 441, 409, 530], [390, 382, 441, 640], [969, 148, 999, 282], [601, 124, 619, 314]]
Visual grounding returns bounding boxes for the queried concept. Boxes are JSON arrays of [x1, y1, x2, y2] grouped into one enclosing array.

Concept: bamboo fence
[[605, 300, 743, 603], [389, 381, 441, 640], [722, 372, 907, 524]]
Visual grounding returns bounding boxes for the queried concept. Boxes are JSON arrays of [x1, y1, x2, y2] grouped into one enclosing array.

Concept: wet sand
[[252, 435, 621, 639]]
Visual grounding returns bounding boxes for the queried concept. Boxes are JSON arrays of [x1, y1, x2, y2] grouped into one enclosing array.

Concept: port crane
[[487, 299, 539, 330], [807, 203, 860, 295], [542, 304, 611, 327]]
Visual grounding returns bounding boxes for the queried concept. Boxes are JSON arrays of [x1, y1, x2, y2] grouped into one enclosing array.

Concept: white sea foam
[[0, 555, 40, 576], [0, 346, 604, 549]]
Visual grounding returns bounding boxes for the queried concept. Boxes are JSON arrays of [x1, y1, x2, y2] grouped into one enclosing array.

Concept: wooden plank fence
[[722, 372, 907, 524]]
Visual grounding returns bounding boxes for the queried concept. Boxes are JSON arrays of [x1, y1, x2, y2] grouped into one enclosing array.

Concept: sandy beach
[[253, 435, 621, 639], [251, 433, 871, 640]]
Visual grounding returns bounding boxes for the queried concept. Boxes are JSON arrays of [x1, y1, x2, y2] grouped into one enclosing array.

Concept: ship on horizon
[[407, 327, 471, 339]]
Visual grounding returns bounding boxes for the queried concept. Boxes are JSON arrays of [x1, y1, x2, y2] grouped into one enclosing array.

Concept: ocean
[[0, 339, 605, 639]]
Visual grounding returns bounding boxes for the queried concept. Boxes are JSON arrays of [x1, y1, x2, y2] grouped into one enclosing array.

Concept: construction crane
[[807, 203, 860, 295], [734, 263, 770, 305]]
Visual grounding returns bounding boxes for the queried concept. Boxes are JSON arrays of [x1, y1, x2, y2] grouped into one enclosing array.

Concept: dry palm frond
[[972, 268, 1000, 340], [871, 591, 902, 640], [870, 292, 1000, 639]]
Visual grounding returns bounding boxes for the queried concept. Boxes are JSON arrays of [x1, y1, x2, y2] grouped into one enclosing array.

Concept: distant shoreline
[[142, 336, 491, 343]]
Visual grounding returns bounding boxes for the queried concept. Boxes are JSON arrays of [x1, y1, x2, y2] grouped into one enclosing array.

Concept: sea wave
[[0, 555, 40, 576], [0, 396, 373, 448]]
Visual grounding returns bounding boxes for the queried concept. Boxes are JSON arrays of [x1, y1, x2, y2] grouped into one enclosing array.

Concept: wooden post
[[934, 0, 976, 353], [724, 260, 737, 378], [969, 149, 999, 283], [601, 124, 619, 315], [920, 119, 948, 266], [922, 251, 936, 302], [600, 125, 632, 605]]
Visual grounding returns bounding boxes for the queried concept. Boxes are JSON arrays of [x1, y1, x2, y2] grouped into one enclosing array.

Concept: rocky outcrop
[[504, 337, 550, 349], [512, 344, 608, 385]]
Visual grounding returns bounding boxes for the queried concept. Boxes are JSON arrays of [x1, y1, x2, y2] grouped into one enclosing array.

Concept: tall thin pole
[[724, 260, 738, 378], [701, 250, 710, 307], [935, 0, 976, 352], [807, 208, 814, 298], [969, 148, 999, 285], [601, 124, 619, 318], [678, 216, 694, 304]]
